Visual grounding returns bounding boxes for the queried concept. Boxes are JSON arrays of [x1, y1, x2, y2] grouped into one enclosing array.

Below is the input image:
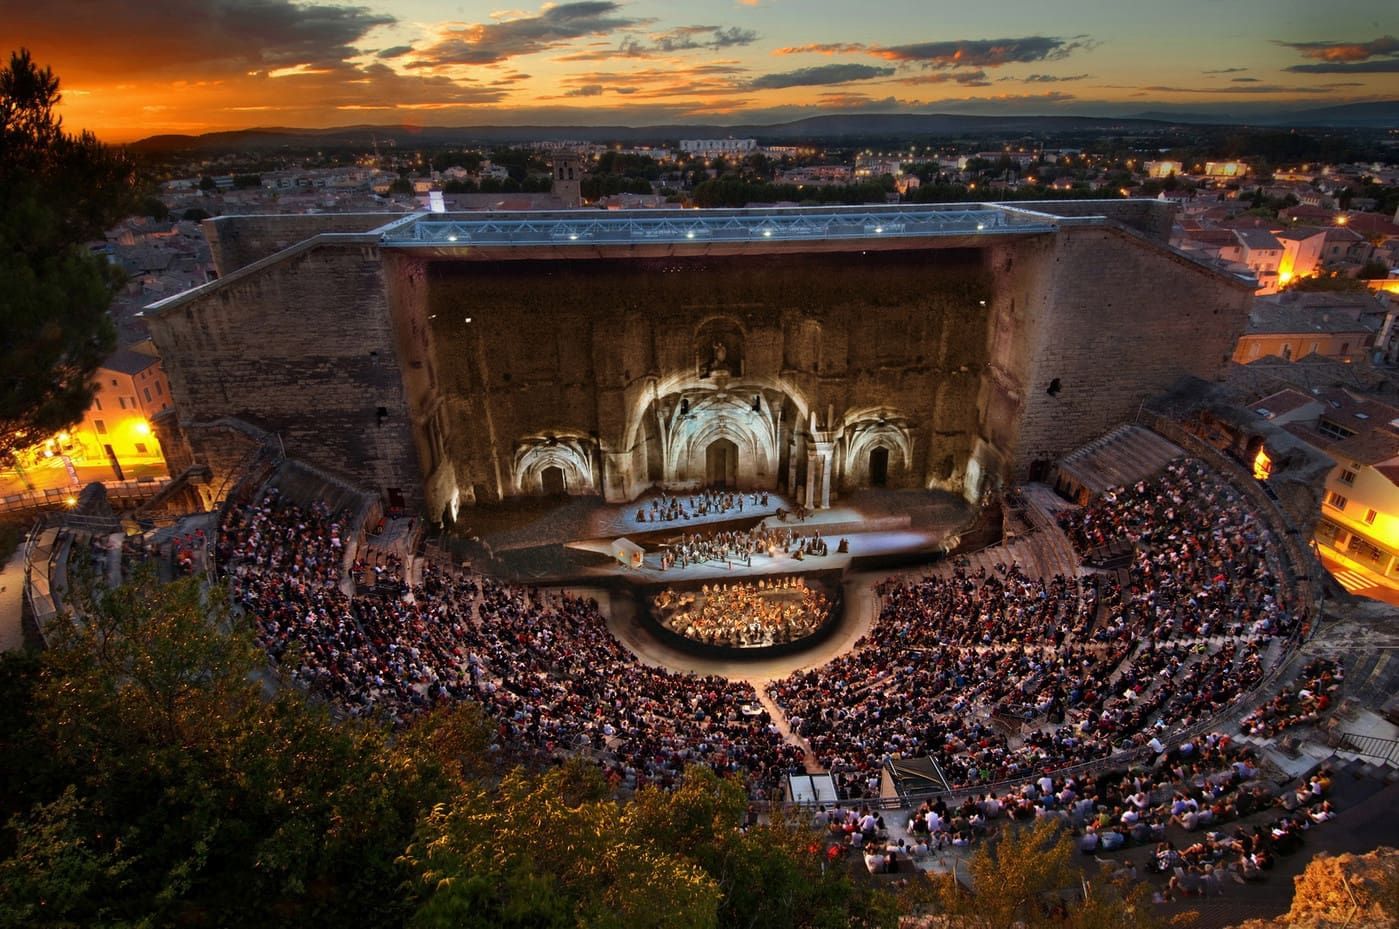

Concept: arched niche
[[839, 408, 914, 489], [694, 316, 745, 379], [511, 434, 596, 496]]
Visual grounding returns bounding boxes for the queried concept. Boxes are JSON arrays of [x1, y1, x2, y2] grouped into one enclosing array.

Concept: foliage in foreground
[[0, 568, 888, 929], [4, 566, 1391, 929], [1, 48, 135, 465], [901, 817, 1180, 929], [1232, 847, 1399, 929]]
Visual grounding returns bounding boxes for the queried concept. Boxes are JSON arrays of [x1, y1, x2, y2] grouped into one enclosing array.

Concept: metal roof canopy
[[381, 203, 1061, 248]]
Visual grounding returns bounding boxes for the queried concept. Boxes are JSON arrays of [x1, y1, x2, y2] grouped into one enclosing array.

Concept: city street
[[1, 454, 167, 499]]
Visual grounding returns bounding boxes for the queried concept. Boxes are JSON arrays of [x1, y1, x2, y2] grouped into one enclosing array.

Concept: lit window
[[1252, 447, 1272, 481], [1365, 509, 1378, 525], [1339, 469, 1357, 485], [1327, 491, 1348, 511]]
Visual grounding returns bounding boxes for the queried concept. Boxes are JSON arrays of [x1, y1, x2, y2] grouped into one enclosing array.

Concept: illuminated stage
[[463, 486, 973, 584], [453, 485, 977, 674]]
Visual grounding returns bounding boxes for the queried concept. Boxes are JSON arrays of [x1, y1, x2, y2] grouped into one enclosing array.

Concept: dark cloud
[[1021, 73, 1090, 82], [377, 45, 413, 59], [929, 91, 1078, 109], [873, 35, 1094, 68], [773, 42, 870, 56], [905, 70, 992, 86], [565, 83, 605, 97], [1202, 67, 1247, 74], [554, 63, 748, 100], [1136, 83, 1335, 94], [413, 2, 649, 67], [10, 0, 394, 76], [1274, 35, 1397, 62], [557, 24, 757, 61], [1231, 76, 1261, 82], [1285, 59, 1399, 73], [654, 25, 758, 52], [746, 63, 896, 90]]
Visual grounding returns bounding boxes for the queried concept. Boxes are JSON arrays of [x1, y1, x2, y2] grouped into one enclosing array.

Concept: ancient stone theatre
[[145, 201, 1253, 522]]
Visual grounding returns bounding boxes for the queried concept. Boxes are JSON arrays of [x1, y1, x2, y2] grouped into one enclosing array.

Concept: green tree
[[904, 818, 1176, 929], [0, 568, 444, 928], [138, 195, 168, 220], [0, 49, 134, 465], [1359, 259, 1391, 280]]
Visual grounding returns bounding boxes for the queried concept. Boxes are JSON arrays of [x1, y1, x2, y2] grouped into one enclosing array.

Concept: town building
[[73, 346, 172, 478], [1252, 386, 1399, 587], [1233, 296, 1381, 364], [679, 139, 757, 156]]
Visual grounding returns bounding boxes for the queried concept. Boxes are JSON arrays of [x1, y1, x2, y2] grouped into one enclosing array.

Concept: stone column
[[819, 446, 833, 508], [805, 436, 836, 509], [601, 447, 634, 503]]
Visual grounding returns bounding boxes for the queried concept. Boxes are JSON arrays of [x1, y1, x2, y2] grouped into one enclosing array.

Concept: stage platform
[[459, 487, 974, 585]]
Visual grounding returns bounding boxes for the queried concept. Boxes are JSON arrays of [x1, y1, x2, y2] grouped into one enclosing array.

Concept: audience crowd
[[219, 489, 800, 795], [767, 459, 1302, 799], [1240, 658, 1342, 739], [219, 454, 1328, 829]]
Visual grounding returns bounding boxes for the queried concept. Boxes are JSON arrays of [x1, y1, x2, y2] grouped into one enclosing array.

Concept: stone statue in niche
[[709, 340, 729, 375], [695, 318, 743, 379]]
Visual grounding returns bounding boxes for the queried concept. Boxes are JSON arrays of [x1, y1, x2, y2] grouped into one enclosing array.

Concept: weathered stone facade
[[146, 202, 1254, 521]]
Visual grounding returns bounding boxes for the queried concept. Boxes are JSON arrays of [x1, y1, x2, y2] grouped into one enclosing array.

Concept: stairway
[[1055, 424, 1183, 498]]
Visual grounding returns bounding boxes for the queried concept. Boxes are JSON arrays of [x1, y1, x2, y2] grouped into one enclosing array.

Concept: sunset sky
[[10, 0, 1398, 141]]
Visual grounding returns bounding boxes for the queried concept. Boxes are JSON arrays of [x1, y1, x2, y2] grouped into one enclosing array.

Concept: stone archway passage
[[540, 465, 566, 495], [706, 438, 738, 488], [869, 446, 889, 487]]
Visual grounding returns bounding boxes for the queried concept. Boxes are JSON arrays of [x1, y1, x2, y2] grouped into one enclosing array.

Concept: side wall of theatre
[[1008, 226, 1254, 480], [146, 242, 426, 507], [202, 213, 400, 277]]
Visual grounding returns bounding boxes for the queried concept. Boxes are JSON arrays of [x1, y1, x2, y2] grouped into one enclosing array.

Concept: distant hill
[[1282, 100, 1399, 128], [124, 104, 1396, 154], [125, 113, 1185, 154], [1132, 100, 1399, 128]]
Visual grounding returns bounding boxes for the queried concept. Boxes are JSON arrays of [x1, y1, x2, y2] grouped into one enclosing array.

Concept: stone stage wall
[[147, 202, 1253, 520], [421, 249, 993, 510]]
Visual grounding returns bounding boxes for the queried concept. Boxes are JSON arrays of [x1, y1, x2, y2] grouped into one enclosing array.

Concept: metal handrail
[[1337, 731, 1399, 767]]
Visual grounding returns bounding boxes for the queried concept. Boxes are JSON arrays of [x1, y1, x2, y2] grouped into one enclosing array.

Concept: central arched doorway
[[869, 446, 889, 487], [540, 465, 566, 495], [705, 438, 738, 488]]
